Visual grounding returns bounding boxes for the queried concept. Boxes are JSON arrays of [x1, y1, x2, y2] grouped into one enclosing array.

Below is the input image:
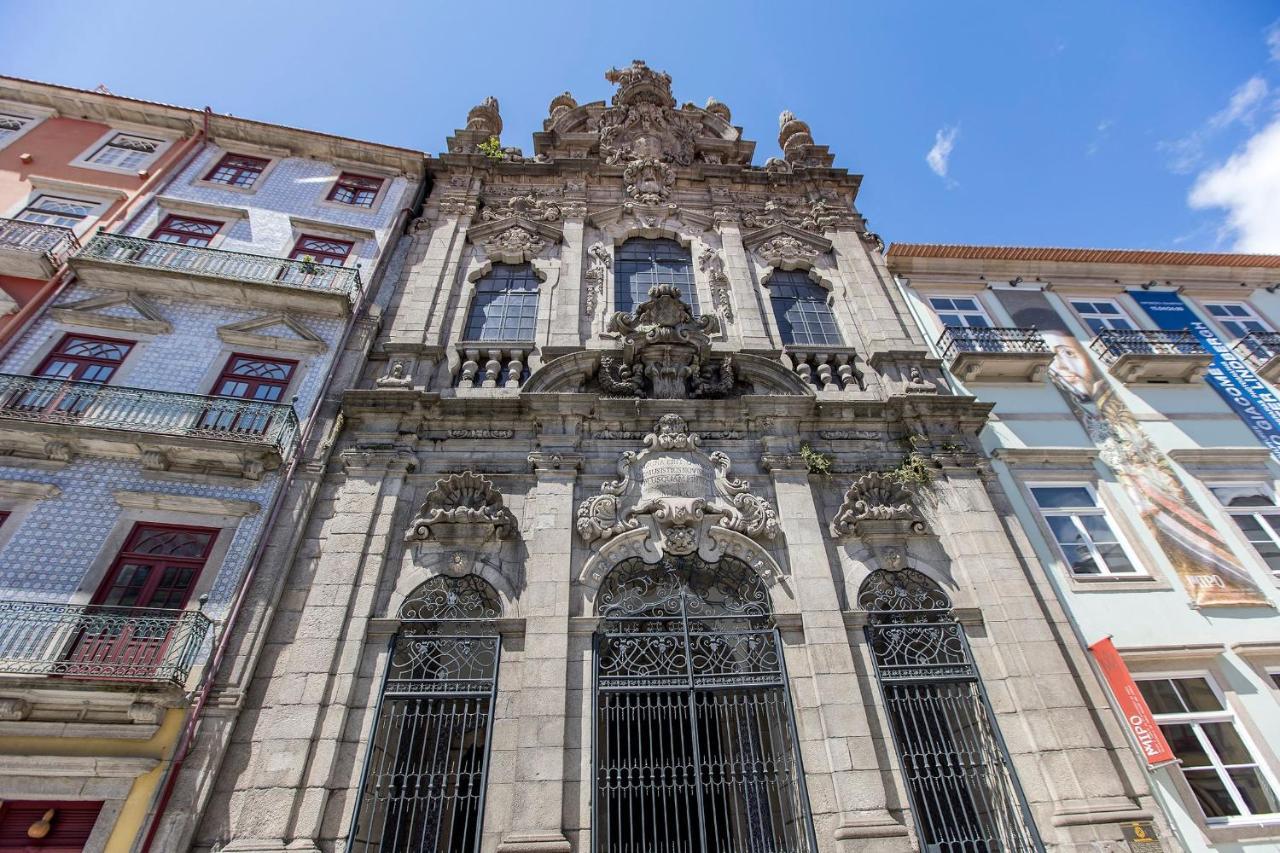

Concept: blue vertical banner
[[1131, 290, 1280, 459]]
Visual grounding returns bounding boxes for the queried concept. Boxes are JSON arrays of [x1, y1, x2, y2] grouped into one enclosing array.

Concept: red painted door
[[67, 523, 217, 679], [0, 800, 103, 851]]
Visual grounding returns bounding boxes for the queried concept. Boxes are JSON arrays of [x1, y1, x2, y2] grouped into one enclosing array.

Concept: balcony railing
[[1090, 329, 1206, 363], [1234, 331, 1280, 367], [937, 326, 1050, 361], [0, 373, 299, 454], [455, 342, 533, 389], [0, 600, 212, 684], [0, 218, 79, 264], [785, 346, 863, 391], [74, 233, 361, 300]]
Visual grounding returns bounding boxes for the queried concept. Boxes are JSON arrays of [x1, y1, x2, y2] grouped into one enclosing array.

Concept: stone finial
[[778, 110, 815, 162], [549, 91, 578, 122], [605, 59, 675, 108], [466, 96, 502, 136], [704, 97, 731, 123]]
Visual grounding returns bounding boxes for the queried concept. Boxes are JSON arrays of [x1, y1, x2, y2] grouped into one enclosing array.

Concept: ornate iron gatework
[[593, 555, 816, 853], [349, 576, 502, 853], [860, 569, 1043, 853]]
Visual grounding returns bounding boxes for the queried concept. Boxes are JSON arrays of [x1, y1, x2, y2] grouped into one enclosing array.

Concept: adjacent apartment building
[[166, 63, 1171, 853], [0, 77, 426, 851], [890, 243, 1280, 853]]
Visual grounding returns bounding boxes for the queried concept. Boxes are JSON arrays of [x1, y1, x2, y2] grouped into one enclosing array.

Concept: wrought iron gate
[[593, 556, 816, 853], [349, 576, 501, 853], [860, 569, 1043, 853]]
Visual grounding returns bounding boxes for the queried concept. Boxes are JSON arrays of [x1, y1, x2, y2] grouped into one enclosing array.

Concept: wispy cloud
[[1189, 116, 1280, 252], [1087, 119, 1113, 156], [926, 125, 959, 185], [1159, 76, 1270, 173], [1267, 20, 1280, 62]]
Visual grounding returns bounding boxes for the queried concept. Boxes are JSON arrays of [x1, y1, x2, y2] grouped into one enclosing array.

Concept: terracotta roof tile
[[886, 242, 1280, 269]]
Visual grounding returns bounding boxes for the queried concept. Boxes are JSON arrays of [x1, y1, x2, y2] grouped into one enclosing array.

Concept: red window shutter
[[0, 800, 103, 849]]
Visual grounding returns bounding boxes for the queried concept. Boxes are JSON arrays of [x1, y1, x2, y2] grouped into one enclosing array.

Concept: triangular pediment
[[466, 215, 562, 245], [740, 222, 833, 255], [588, 204, 712, 233], [49, 292, 171, 335], [217, 313, 327, 354]]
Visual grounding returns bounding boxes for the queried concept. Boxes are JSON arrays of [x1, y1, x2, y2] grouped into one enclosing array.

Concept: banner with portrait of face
[[993, 288, 1268, 607]]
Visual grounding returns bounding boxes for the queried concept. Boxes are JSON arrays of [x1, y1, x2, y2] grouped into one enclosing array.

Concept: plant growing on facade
[[799, 442, 833, 477], [887, 451, 934, 487], [477, 136, 505, 161]]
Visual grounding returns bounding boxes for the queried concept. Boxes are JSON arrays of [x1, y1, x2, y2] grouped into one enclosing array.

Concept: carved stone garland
[[577, 414, 780, 561], [406, 472, 516, 545], [599, 284, 733, 400]]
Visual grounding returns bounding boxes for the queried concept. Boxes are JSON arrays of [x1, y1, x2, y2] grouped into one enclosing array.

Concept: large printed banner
[[995, 289, 1269, 607], [1130, 290, 1280, 459], [1088, 637, 1176, 768]]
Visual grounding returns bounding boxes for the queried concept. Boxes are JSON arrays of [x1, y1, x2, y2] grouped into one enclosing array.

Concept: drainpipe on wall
[[0, 107, 212, 363], [137, 164, 432, 853]]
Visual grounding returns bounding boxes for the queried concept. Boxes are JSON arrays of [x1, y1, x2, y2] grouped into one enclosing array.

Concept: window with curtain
[[614, 238, 698, 313], [768, 270, 842, 346], [464, 263, 540, 341]]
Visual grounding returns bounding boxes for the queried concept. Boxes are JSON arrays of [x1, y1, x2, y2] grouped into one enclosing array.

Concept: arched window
[[593, 556, 815, 853], [614, 237, 698, 313], [464, 263, 539, 342], [768, 270, 842, 346], [349, 575, 502, 853], [859, 569, 1043, 853]]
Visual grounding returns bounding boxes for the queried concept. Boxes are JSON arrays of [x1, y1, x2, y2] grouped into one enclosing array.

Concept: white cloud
[[1159, 76, 1270, 173], [1267, 21, 1280, 62], [1087, 119, 1113, 156], [926, 126, 959, 180], [1188, 116, 1280, 252], [1208, 76, 1268, 129]]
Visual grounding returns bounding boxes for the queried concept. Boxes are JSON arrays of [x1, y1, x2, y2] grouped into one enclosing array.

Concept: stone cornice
[[990, 447, 1101, 469], [113, 490, 260, 517]]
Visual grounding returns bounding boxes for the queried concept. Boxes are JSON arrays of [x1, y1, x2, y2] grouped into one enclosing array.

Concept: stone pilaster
[[763, 455, 911, 851], [718, 220, 772, 350]]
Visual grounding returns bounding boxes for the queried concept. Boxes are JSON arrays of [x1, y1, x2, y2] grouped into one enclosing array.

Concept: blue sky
[[4, 1, 1279, 253]]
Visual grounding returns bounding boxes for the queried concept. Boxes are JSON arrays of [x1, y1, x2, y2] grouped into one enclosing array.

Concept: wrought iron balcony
[[0, 600, 211, 685], [1235, 331, 1280, 382], [0, 218, 79, 279], [936, 326, 1053, 382], [70, 234, 360, 313], [1090, 329, 1212, 383]]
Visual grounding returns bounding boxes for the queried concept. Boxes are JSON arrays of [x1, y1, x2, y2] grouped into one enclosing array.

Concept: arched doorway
[[859, 568, 1043, 853], [593, 555, 816, 853], [349, 575, 502, 853]]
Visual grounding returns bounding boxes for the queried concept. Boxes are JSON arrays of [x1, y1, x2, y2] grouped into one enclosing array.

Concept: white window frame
[[1202, 301, 1274, 341], [1209, 482, 1280, 579], [926, 293, 993, 329], [72, 128, 172, 175], [1068, 297, 1139, 334], [4, 189, 113, 238], [0, 100, 52, 152], [1028, 482, 1144, 578], [1136, 671, 1280, 827]]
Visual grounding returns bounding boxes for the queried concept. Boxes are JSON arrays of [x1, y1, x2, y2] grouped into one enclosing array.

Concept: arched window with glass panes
[[464, 263, 540, 342], [348, 575, 502, 853], [768, 269, 842, 346], [614, 237, 699, 314]]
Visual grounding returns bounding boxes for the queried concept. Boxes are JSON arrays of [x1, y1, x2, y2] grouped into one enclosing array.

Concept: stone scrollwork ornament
[[483, 224, 546, 262], [697, 247, 734, 324], [830, 471, 928, 540], [577, 414, 780, 559], [755, 234, 819, 265], [584, 241, 612, 318], [406, 472, 517, 545]]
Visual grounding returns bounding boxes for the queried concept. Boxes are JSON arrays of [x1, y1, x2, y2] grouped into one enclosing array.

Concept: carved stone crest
[[599, 61, 698, 166], [623, 157, 676, 203], [406, 472, 516, 545], [468, 216, 562, 264], [600, 284, 733, 399], [577, 415, 780, 558], [480, 190, 562, 223], [756, 235, 819, 264], [830, 472, 928, 540]]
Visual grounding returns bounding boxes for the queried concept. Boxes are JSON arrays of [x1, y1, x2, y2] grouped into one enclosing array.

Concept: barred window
[[768, 270, 842, 346], [464, 264, 539, 342], [614, 237, 697, 313]]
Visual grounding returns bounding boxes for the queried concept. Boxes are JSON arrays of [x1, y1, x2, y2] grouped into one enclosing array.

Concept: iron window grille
[[860, 568, 1043, 853], [769, 270, 843, 347], [349, 575, 502, 853], [593, 555, 817, 853], [614, 237, 699, 314], [204, 153, 270, 189], [463, 264, 540, 343]]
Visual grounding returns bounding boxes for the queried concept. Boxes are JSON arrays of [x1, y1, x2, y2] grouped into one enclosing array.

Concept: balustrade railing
[[455, 343, 532, 389], [0, 218, 79, 264], [1090, 329, 1205, 363], [0, 373, 299, 454], [75, 234, 360, 300], [785, 347, 863, 391], [1234, 331, 1280, 367], [937, 326, 1049, 361], [0, 600, 212, 684]]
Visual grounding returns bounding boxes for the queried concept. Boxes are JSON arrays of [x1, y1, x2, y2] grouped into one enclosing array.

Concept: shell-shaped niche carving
[[830, 471, 928, 539], [406, 472, 516, 545]]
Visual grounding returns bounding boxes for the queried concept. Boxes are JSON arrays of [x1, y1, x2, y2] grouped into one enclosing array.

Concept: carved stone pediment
[[479, 188, 563, 223], [406, 472, 516, 545], [599, 285, 733, 399], [830, 472, 928, 540], [577, 415, 779, 559], [742, 223, 833, 265], [467, 217, 562, 263], [740, 195, 851, 233]]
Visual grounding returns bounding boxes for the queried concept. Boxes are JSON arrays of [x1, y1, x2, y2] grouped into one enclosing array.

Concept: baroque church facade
[[163, 63, 1171, 853]]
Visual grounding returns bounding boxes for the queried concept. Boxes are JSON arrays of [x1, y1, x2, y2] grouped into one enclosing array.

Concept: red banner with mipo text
[[1089, 637, 1176, 768]]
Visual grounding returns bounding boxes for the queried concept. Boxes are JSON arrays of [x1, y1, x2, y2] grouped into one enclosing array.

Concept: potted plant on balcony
[[296, 254, 321, 277]]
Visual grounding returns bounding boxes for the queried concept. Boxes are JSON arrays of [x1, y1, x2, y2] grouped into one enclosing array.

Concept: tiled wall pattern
[[125, 146, 411, 269], [0, 459, 275, 614]]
